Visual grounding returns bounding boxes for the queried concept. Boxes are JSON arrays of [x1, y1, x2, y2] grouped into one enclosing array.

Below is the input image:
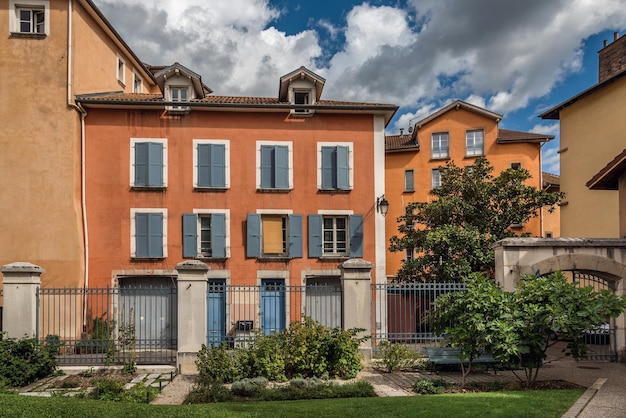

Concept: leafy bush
[[230, 377, 269, 397], [0, 333, 58, 387], [252, 379, 375, 401], [414, 378, 447, 394], [375, 341, 424, 372], [86, 378, 158, 403], [195, 343, 242, 384], [185, 381, 233, 404], [326, 327, 367, 378], [280, 317, 329, 377], [240, 332, 286, 381]]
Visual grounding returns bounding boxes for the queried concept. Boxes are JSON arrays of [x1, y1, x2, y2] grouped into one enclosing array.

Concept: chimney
[[599, 32, 626, 83]]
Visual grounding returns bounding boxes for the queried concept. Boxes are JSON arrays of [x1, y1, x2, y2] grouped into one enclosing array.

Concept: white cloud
[[542, 145, 561, 175], [530, 123, 560, 137]]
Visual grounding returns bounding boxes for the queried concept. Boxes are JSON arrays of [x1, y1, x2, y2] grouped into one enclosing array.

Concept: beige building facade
[[0, 0, 157, 294]]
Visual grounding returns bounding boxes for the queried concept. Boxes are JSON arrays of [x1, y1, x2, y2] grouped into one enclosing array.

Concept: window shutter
[[134, 142, 148, 186], [308, 215, 323, 258], [210, 144, 226, 187], [246, 213, 261, 258], [182, 213, 197, 258], [211, 213, 226, 258], [135, 213, 149, 257], [197, 144, 210, 187], [260, 146, 273, 188], [147, 142, 163, 186], [148, 213, 164, 258], [349, 215, 363, 258], [288, 214, 302, 258], [321, 146, 335, 189], [336, 146, 350, 190], [274, 145, 289, 189]]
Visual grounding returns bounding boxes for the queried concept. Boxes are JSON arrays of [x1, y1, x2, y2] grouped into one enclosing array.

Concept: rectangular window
[[131, 209, 167, 259], [132, 71, 143, 93], [308, 214, 363, 258], [293, 90, 311, 113], [131, 138, 167, 188], [319, 143, 352, 190], [10, 1, 49, 35], [431, 168, 442, 189], [171, 86, 189, 102], [406, 248, 414, 261], [257, 142, 293, 190], [465, 130, 484, 157], [182, 211, 228, 258], [117, 55, 126, 85], [511, 162, 522, 170], [194, 140, 229, 189], [246, 213, 302, 258], [431, 132, 449, 159], [404, 169, 415, 192]]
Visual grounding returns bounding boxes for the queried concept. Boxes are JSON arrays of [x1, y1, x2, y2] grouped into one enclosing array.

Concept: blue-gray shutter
[[211, 213, 226, 258], [135, 212, 149, 257], [210, 144, 226, 187], [321, 146, 335, 189], [288, 214, 302, 258], [349, 214, 363, 258], [134, 142, 148, 186], [260, 146, 273, 188], [246, 213, 261, 258], [197, 144, 211, 187], [274, 145, 289, 189], [147, 142, 163, 186], [336, 146, 350, 190], [148, 213, 164, 257], [182, 213, 197, 258], [308, 215, 323, 258]]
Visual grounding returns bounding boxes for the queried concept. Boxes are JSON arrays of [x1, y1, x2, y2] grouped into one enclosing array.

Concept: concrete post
[[1, 262, 44, 339], [175, 260, 209, 375], [340, 259, 372, 359]]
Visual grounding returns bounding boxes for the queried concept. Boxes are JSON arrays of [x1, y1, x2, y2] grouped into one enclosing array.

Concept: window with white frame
[[406, 248, 415, 261], [131, 208, 167, 259], [404, 169, 415, 192], [510, 162, 522, 170], [465, 129, 484, 157], [318, 143, 353, 190], [9, 0, 49, 35], [116, 55, 126, 85], [193, 140, 229, 189], [130, 138, 167, 188], [257, 141, 293, 190], [307, 213, 363, 258], [431, 168, 442, 189], [246, 212, 302, 258], [431, 132, 449, 159], [293, 90, 311, 114], [170, 86, 189, 103], [182, 210, 230, 258], [132, 71, 143, 93]]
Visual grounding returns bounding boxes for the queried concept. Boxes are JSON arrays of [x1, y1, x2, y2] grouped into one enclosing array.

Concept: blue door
[[207, 280, 226, 346], [261, 279, 285, 335]]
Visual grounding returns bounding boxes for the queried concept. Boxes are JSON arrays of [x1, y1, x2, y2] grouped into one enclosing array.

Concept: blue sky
[[96, 0, 626, 175]]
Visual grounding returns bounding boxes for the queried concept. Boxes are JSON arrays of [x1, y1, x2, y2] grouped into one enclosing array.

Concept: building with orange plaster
[[384, 100, 554, 279], [77, 64, 396, 334]]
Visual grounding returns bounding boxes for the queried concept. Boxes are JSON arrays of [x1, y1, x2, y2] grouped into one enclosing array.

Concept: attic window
[[166, 85, 191, 114], [292, 90, 314, 116]]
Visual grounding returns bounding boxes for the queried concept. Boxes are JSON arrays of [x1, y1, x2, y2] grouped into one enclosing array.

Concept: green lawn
[[0, 390, 583, 418]]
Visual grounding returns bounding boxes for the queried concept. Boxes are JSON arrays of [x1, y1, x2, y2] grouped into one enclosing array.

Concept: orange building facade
[[79, 65, 396, 312], [384, 100, 553, 278]]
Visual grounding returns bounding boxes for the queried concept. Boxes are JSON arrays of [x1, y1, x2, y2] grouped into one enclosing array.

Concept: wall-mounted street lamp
[[376, 195, 389, 216]]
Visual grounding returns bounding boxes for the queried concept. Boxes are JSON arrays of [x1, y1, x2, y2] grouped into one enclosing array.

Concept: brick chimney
[[599, 32, 626, 83]]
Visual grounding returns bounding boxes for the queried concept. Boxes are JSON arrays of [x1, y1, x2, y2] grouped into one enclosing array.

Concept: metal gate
[[572, 271, 618, 361], [38, 283, 177, 366]]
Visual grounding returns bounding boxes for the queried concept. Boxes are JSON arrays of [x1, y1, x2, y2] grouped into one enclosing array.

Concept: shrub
[[414, 378, 447, 394], [375, 341, 424, 372], [280, 317, 329, 378], [196, 343, 242, 384], [230, 377, 268, 397], [0, 333, 58, 387], [256, 379, 375, 401], [326, 327, 367, 378], [86, 378, 157, 403], [186, 381, 233, 404], [241, 332, 286, 381]]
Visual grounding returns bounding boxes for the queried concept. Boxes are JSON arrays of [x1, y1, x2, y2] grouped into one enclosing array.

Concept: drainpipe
[[67, 0, 89, 332], [539, 142, 545, 238]]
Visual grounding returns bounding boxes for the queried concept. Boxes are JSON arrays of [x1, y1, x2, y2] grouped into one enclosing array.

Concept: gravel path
[[151, 375, 197, 405]]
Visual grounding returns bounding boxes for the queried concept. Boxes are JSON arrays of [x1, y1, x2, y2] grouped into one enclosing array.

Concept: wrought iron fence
[[371, 282, 467, 353]]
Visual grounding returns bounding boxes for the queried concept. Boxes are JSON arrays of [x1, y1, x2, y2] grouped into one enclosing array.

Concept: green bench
[[425, 347, 500, 373]]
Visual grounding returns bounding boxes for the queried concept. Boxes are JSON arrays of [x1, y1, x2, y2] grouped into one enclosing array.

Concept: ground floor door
[[261, 279, 285, 335], [207, 279, 226, 346]]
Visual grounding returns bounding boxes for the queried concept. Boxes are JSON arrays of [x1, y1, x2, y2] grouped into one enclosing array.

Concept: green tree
[[430, 272, 626, 389], [389, 158, 563, 282]]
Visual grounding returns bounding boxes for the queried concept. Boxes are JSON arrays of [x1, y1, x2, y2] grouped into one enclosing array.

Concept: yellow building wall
[[0, 0, 154, 290], [559, 77, 626, 238], [385, 108, 544, 278]]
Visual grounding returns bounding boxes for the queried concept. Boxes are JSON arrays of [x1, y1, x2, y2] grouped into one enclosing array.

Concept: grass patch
[[0, 389, 583, 417]]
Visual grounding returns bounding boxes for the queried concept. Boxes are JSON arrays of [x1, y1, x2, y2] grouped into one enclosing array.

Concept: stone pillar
[[1, 262, 44, 339], [175, 260, 209, 375], [340, 259, 372, 359]]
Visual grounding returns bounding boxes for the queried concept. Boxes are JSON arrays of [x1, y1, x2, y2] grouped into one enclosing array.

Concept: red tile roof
[[498, 129, 554, 143], [385, 134, 418, 151]]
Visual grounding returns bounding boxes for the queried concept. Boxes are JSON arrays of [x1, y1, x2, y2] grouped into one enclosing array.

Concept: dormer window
[[294, 91, 310, 113], [279, 67, 325, 118], [171, 86, 189, 103]]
